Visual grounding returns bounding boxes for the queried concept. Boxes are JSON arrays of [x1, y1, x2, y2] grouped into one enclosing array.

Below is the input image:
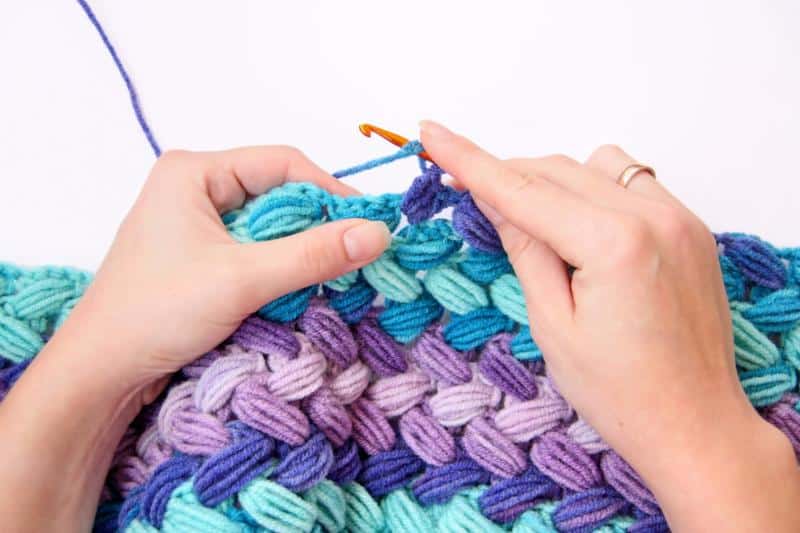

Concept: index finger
[[154, 146, 359, 213], [418, 121, 612, 267]]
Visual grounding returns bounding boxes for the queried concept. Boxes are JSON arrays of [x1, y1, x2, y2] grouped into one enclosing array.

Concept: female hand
[[75, 147, 390, 393], [420, 120, 800, 532], [0, 146, 390, 531]]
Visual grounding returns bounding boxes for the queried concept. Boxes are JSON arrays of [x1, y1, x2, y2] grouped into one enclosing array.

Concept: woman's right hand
[[420, 120, 800, 532]]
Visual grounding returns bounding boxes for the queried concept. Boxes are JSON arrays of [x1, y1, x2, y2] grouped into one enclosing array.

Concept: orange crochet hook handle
[[358, 123, 432, 162]]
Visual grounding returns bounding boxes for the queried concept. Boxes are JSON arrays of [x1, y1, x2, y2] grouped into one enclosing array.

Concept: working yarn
[[2, 153, 800, 532]]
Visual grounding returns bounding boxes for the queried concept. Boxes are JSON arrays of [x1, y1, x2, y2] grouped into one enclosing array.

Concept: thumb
[[230, 218, 391, 310]]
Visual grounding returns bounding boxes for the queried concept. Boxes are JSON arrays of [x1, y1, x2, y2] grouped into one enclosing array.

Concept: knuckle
[[589, 143, 625, 162], [505, 235, 542, 266], [149, 149, 197, 186], [543, 153, 577, 167], [651, 205, 703, 245], [274, 145, 307, 162], [501, 166, 537, 195]]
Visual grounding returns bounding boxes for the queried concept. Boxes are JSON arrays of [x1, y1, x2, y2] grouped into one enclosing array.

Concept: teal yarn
[[393, 219, 463, 271], [731, 309, 781, 370], [4, 178, 800, 533], [9, 3, 746, 531], [247, 188, 325, 241], [511, 327, 543, 362], [342, 482, 385, 533], [362, 253, 423, 303], [444, 307, 516, 350], [7, 16, 800, 519], [304, 481, 347, 533], [0, 265, 90, 363], [490, 274, 529, 326], [459, 248, 513, 285], [423, 263, 489, 315], [258, 286, 318, 323], [739, 364, 797, 407], [378, 292, 444, 343], [238, 479, 317, 532], [740, 288, 800, 333]]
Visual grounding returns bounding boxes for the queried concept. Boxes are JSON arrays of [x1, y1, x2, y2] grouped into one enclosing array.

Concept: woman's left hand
[[62, 146, 390, 399], [0, 146, 390, 531]]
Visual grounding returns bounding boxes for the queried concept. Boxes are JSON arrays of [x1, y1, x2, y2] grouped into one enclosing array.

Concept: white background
[[1, 1, 798, 271]]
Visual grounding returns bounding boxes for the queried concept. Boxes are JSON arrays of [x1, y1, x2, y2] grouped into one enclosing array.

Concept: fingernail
[[474, 198, 505, 225], [343, 220, 391, 262], [419, 119, 453, 140]]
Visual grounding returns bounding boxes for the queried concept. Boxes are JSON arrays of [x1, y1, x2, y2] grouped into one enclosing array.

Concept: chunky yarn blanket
[[2, 158, 800, 533]]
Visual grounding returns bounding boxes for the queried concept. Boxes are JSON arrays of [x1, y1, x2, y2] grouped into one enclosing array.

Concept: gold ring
[[616, 164, 656, 188]]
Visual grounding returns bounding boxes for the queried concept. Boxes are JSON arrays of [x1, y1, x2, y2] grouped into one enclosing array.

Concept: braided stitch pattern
[[3, 172, 800, 532]]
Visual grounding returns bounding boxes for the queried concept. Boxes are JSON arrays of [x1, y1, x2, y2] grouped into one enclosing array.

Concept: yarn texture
[[3, 155, 800, 533]]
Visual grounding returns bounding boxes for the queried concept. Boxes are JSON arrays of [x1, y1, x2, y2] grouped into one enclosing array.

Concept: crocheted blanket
[[2, 164, 799, 533]]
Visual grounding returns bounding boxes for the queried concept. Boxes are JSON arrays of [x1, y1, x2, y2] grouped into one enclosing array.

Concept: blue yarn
[[257, 285, 318, 323], [358, 445, 426, 498], [247, 189, 324, 241], [393, 219, 463, 271], [93, 501, 122, 533], [740, 288, 800, 333], [400, 165, 464, 223], [117, 486, 144, 531], [326, 194, 404, 232], [719, 254, 746, 302], [511, 326, 543, 361], [332, 141, 425, 179], [552, 486, 628, 533], [459, 248, 513, 285], [718, 233, 787, 290], [324, 280, 376, 324], [739, 363, 797, 407], [412, 455, 490, 505], [193, 422, 275, 507], [452, 194, 503, 253], [444, 307, 516, 351], [0, 359, 30, 393], [478, 467, 561, 523], [271, 431, 334, 492], [328, 439, 362, 484], [628, 513, 670, 533], [140, 453, 201, 528], [378, 292, 444, 343], [76, 0, 161, 157]]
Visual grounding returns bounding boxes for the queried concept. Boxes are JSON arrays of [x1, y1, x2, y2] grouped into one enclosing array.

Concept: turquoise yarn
[[392, 219, 463, 271], [423, 263, 489, 315], [444, 307, 516, 351], [511, 327, 543, 362], [739, 363, 797, 407], [378, 292, 444, 343], [459, 248, 513, 285], [4, 178, 800, 533], [258, 286, 318, 323]]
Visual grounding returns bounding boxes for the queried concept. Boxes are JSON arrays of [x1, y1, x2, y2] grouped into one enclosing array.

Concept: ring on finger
[[616, 164, 656, 189]]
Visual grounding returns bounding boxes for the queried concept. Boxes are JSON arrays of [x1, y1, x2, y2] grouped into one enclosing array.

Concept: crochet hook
[[358, 123, 432, 162]]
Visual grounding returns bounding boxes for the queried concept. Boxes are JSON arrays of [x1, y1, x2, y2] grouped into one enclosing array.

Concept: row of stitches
[[107, 303, 669, 532]]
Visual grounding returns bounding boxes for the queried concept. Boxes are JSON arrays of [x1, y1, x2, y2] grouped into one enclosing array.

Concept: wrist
[[636, 402, 800, 531], [0, 324, 149, 530], [46, 283, 164, 397]]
